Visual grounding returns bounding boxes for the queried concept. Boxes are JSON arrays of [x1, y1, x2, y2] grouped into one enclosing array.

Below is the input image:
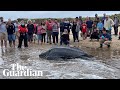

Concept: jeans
[[8, 34, 16, 41], [72, 32, 78, 42]]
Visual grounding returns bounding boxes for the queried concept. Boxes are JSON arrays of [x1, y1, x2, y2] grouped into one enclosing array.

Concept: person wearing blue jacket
[[86, 17, 93, 36]]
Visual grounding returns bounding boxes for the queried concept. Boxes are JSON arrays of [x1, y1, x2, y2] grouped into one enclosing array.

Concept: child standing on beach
[[81, 21, 87, 40]]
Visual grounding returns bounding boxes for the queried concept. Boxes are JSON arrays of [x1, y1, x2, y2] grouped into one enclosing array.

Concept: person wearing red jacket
[[18, 20, 28, 48], [81, 21, 87, 40]]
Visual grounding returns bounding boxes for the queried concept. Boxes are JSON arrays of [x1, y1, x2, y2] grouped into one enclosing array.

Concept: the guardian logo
[[3, 63, 43, 77]]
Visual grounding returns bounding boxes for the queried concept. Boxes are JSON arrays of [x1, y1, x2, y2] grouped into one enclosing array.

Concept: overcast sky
[[1, 11, 120, 21]]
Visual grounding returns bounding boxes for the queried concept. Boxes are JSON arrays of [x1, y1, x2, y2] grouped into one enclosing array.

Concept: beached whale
[[39, 46, 93, 60]]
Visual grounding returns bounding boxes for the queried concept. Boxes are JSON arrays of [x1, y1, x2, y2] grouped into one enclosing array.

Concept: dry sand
[[69, 27, 120, 50]]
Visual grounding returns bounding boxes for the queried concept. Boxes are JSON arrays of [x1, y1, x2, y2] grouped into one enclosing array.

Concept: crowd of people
[[0, 13, 119, 49]]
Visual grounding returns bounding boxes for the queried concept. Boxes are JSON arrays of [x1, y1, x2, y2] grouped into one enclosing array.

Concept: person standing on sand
[[94, 14, 99, 26], [99, 29, 111, 48], [75, 17, 80, 42], [104, 15, 114, 38], [14, 20, 19, 42], [27, 20, 34, 44], [0, 17, 7, 48], [63, 18, 71, 34], [81, 21, 87, 40], [18, 20, 28, 48], [6, 19, 16, 48], [36, 22, 42, 45], [52, 19, 59, 45], [102, 13, 106, 25], [113, 14, 119, 36], [86, 17, 93, 36], [79, 16, 83, 31], [33, 20, 37, 35], [46, 19, 53, 44], [60, 19, 65, 38], [41, 22, 47, 45], [71, 20, 77, 42]]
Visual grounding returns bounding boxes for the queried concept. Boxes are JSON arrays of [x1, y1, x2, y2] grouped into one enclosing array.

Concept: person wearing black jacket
[[60, 19, 65, 37], [71, 21, 78, 42], [6, 19, 15, 47], [60, 29, 70, 45], [27, 20, 34, 44]]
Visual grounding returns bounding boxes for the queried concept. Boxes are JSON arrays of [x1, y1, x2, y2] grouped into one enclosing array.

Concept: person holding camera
[[0, 17, 8, 48]]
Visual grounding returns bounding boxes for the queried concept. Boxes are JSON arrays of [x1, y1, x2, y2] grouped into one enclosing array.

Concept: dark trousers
[[60, 38, 69, 45], [90, 32, 99, 40], [18, 33, 28, 48], [114, 25, 118, 35], [52, 32, 58, 44], [72, 32, 78, 42], [41, 33, 46, 43]]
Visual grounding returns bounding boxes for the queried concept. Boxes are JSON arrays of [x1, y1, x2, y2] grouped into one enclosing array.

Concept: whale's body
[[39, 46, 93, 60]]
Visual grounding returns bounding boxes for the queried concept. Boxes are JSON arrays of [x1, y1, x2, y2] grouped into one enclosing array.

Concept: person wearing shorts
[[6, 19, 15, 47], [0, 17, 7, 48]]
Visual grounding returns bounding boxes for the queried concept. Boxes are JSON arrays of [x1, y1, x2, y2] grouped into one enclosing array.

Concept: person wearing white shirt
[[104, 15, 114, 35]]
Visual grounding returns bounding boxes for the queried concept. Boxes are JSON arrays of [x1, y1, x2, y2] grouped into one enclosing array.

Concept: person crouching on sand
[[99, 28, 111, 48], [18, 20, 28, 48], [60, 29, 70, 46]]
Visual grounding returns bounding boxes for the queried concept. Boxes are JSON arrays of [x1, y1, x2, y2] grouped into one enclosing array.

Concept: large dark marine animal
[[39, 46, 93, 60]]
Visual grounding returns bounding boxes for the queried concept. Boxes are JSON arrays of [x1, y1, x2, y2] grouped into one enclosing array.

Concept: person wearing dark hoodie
[[60, 29, 70, 46], [6, 19, 16, 47], [60, 19, 65, 37], [113, 14, 119, 36], [18, 20, 28, 48], [71, 21, 78, 42], [63, 18, 71, 34], [27, 20, 34, 44]]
